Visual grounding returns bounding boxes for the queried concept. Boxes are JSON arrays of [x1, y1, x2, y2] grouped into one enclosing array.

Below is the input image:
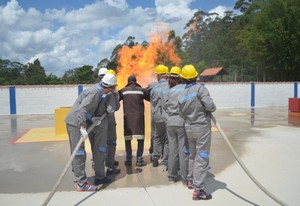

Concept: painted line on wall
[[78, 85, 83, 95], [251, 82, 255, 109], [294, 82, 298, 98], [9, 86, 16, 115]]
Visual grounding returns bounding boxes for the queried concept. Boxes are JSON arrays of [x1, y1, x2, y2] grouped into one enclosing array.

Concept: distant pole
[[251, 82, 255, 109], [9, 86, 16, 115], [294, 82, 298, 98], [78, 85, 83, 95]]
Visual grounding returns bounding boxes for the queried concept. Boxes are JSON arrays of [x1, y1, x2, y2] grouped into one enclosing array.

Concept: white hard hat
[[98, 67, 107, 77], [101, 73, 117, 87]]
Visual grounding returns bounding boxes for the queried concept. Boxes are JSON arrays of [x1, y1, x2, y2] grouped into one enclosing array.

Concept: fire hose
[[42, 113, 107, 206], [211, 114, 288, 206]]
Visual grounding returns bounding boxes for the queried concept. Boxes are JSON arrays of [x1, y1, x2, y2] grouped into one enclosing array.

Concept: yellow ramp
[[13, 127, 68, 143]]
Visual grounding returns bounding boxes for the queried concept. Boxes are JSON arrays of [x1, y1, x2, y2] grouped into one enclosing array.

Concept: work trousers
[[88, 119, 108, 180], [106, 117, 117, 168], [125, 139, 144, 161], [149, 118, 154, 155], [153, 121, 168, 166], [66, 124, 87, 185], [185, 127, 211, 190], [167, 125, 189, 180]]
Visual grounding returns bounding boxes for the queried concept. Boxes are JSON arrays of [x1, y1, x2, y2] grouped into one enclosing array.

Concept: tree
[[23, 59, 46, 84], [62, 65, 94, 84], [62, 69, 76, 84], [238, 0, 300, 81], [45, 73, 63, 84], [182, 10, 253, 81], [96, 58, 110, 69], [74, 65, 94, 83], [0, 59, 24, 85]]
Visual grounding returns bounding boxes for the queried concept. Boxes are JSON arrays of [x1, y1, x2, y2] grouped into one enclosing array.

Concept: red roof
[[200, 67, 228, 76]]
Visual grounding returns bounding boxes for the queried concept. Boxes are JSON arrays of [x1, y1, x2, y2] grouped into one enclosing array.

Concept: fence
[[0, 82, 298, 115]]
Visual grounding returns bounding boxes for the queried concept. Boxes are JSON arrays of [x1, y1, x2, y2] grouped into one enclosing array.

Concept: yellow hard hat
[[155, 65, 169, 75], [180, 65, 198, 79], [169, 66, 181, 76], [106, 69, 116, 76]]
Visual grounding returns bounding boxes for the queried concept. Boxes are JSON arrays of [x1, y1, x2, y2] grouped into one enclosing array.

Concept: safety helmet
[[98, 67, 107, 77], [106, 69, 116, 76], [155, 65, 169, 75], [169, 66, 181, 77], [180, 65, 198, 79], [101, 73, 117, 87]]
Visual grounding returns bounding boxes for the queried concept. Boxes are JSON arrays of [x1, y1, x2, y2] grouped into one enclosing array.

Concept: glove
[[91, 117, 101, 125], [113, 90, 120, 100], [106, 105, 114, 113], [80, 127, 88, 140]]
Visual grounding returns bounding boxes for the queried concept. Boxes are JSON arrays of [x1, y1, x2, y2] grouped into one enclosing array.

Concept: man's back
[[119, 82, 146, 115]]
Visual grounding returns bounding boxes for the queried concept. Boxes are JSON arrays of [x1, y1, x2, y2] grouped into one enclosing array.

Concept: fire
[[115, 31, 181, 89]]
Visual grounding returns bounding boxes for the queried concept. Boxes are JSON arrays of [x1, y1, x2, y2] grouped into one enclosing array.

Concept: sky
[[0, 0, 236, 76]]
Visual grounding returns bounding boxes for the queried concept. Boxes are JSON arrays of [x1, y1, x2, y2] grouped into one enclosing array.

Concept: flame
[[116, 31, 181, 89]]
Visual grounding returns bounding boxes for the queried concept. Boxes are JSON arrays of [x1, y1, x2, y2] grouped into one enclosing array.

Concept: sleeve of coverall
[[197, 86, 216, 112], [178, 99, 184, 119], [78, 91, 100, 127], [143, 85, 151, 101], [118, 89, 123, 101], [143, 88, 150, 102], [113, 90, 120, 111], [105, 92, 119, 113], [162, 86, 169, 117]]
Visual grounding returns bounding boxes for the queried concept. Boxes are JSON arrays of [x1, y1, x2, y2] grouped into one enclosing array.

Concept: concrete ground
[[0, 107, 299, 206]]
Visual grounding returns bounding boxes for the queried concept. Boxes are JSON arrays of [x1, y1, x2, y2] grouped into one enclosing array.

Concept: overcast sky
[[0, 0, 236, 76]]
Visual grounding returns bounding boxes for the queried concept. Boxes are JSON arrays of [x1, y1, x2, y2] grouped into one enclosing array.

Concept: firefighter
[[145, 65, 169, 169], [178, 65, 216, 200], [65, 73, 117, 191], [105, 69, 121, 175], [165, 66, 189, 183], [119, 75, 149, 167], [88, 67, 108, 164], [89, 68, 120, 175]]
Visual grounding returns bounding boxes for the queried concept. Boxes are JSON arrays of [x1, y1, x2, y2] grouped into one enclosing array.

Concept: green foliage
[[182, 10, 251, 81], [23, 59, 47, 84], [0, 60, 24, 85], [97, 58, 110, 69], [182, 0, 300, 81], [62, 65, 95, 84], [62, 69, 76, 84], [238, 0, 300, 81], [74, 65, 94, 84], [45, 73, 63, 84]]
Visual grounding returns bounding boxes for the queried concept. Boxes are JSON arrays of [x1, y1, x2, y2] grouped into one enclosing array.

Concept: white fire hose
[[42, 113, 107, 206], [211, 114, 288, 206]]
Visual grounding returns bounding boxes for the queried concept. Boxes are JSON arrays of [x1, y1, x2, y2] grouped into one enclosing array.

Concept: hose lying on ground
[[211, 114, 288, 206], [42, 113, 107, 206]]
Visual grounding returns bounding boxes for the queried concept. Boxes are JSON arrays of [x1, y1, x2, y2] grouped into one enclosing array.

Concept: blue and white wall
[[0, 82, 299, 115]]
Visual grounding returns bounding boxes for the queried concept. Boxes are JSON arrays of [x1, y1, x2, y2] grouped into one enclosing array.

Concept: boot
[[136, 157, 147, 167]]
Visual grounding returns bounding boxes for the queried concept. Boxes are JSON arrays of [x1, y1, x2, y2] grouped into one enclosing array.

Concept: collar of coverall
[[185, 81, 197, 88], [158, 79, 167, 83]]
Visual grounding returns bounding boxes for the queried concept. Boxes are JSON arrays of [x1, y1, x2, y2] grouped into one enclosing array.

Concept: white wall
[[0, 85, 82, 115], [0, 82, 298, 115], [16, 86, 79, 115], [206, 83, 251, 108], [255, 83, 294, 107], [0, 87, 10, 115]]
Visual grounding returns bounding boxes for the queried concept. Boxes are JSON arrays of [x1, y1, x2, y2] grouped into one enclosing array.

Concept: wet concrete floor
[[0, 107, 299, 206]]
